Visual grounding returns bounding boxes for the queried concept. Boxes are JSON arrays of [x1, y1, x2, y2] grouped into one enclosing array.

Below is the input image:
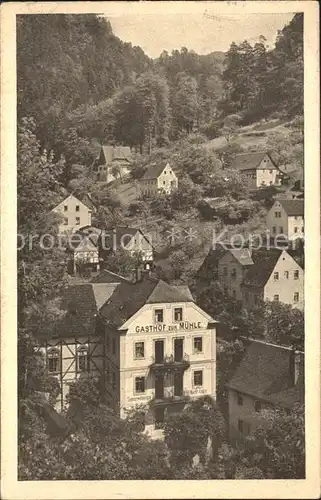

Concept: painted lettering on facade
[[135, 321, 203, 334]]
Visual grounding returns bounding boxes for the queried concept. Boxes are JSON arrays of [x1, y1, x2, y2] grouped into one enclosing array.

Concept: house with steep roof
[[38, 274, 217, 435], [226, 338, 304, 440], [52, 194, 93, 233], [230, 152, 280, 189], [92, 145, 132, 183], [266, 199, 304, 241], [140, 162, 178, 197], [241, 248, 304, 310], [218, 248, 254, 300], [100, 227, 154, 269]]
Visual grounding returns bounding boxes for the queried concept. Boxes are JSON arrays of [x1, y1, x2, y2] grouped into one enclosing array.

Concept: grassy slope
[[110, 118, 299, 280]]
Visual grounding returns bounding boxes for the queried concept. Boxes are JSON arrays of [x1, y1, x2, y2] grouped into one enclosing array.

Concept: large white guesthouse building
[[39, 272, 217, 434]]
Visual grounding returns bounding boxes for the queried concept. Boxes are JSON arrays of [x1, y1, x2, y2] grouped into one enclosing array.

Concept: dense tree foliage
[[220, 14, 303, 122], [17, 12, 305, 481]]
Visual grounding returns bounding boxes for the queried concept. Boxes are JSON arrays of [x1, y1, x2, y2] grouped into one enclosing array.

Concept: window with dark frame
[[135, 341, 144, 359], [174, 307, 183, 322], [238, 419, 244, 433], [75, 205, 80, 212], [154, 309, 163, 323], [237, 393, 243, 406], [294, 270, 299, 280], [274, 294, 279, 301], [75, 217, 80, 225], [64, 205, 68, 212], [294, 292, 299, 302], [47, 349, 60, 373], [193, 337, 203, 353], [273, 272, 279, 280], [193, 370, 203, 386], [135, 376, 145, 393], [63, 217, 68, 225], [77, 349, 88, 372], [255, 400, 262, 412]]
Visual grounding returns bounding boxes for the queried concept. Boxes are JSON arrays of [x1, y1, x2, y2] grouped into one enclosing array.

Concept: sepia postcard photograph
[[1, 1, 320, 499]]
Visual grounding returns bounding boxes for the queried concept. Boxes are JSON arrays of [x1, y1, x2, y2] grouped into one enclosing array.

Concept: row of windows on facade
[[133, 336, 203, 360], [274, 212, 302, 220], [154, 307, 183, 323], [64, 217, 81, 225], [221, 268, 300, 281], [47, 348, 88, 373], [272, 225, 304, 234], [274, 270, 300, 280], [133, 370, 204, 394], [63, 205, 85, 212], [244, 291, 300, 303], [237, 392, 263, 412]]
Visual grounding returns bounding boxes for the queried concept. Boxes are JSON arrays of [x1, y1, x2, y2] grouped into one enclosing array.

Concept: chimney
[[289, 348, 301, 385]]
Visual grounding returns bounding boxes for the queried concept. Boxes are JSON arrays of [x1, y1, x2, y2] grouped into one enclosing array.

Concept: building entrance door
[[154, 340, 164, 363], [155, 374, 164, 399], [174, 373, 183, 397], [174, 338, 183, 362]]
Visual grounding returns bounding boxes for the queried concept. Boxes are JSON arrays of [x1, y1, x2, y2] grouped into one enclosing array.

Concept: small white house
[[266, 199, 304, 241], [140, 163, 178, 197], [230, 152, 280, 189], [52, 194, 92, 234]]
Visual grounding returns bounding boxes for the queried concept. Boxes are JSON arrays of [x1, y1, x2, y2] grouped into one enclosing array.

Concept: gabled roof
[[197, 244, 228, 278], [242, 248, 282, 288], [81, 193, 96, 212], [52, 194, 88, 212], [142, 163, 172, 180], [73, 236, 99, 253], [91, 269, 131, 284], [68, 228, 101, 251], [51, 284, 116, 339], [229, 248, 254, 267], [99, 278, 193, 328], [201, 197, 229, 209], [277, 199, 304, 216], [101, 145, 132, 164], [227, 340, 304, 408], [100, 227, 153, 250], [230, 152, 276, 172]]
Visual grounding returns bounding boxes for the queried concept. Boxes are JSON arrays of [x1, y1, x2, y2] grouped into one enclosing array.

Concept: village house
[[241, 248, 304, 311], [266, 199, 304, 241], [92, 145, 132, 183], [100, 227, 154, 269], [52, 194, 93, 234], [68, 227, 101, 275], [218, 248, 253, 301], [226, 338, 304, 441], [140, 162, 178, 197], [38, 272, 217, 436], [197, 197, 229, 220], [230, 152, 280, 189]]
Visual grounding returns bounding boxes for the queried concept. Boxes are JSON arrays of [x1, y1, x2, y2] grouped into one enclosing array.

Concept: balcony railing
[[149, 389, 190, 406], [149, 353, 190, 372]]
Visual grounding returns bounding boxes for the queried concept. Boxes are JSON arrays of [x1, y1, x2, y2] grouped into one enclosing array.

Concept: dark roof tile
[[278, 199, 304, 216], [227, 340, 304, 408], [242, 248, 282, 288], [230, 152, 276, 172]]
